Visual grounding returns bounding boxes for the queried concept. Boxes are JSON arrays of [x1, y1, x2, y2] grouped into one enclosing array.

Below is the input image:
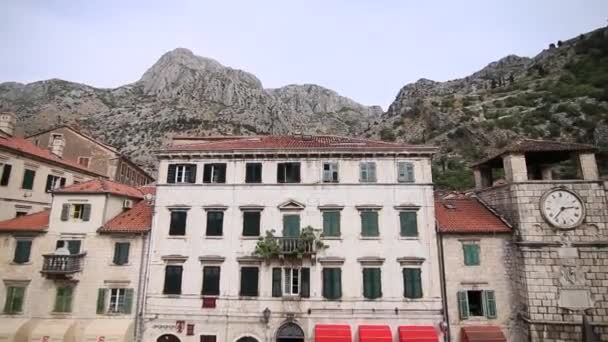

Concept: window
[[361, 210, 379, 237], [200, 336, 217, 342], [202, 266, 220, 296], [167, 164, 197, 184], [397, 162, 415, 183], [275, 267, 309, 297], [21, 169, 36, 190], [169, 211, 187, 236], [203, 163, 227, 183], [322, 268, 342, 300], [282, 215, 300, 237], [245, 163, 262, 183], [45, 175, 66, 192], [0, 164, 11, 186], [163, 265, 183, 295], [285, 268, 300, 295], [242, 211, 261, 237], [60, 203, 91, 222], [55, 240, 81, 255], [399, 211, 418, 237], [15, 212, 27, 218], [363, 268, 382, 299], [54, 286, 73, 312], [96, 288, 133, 314], [206, 211, 224, 236], [239, 267, 259, 297], [13, 240, 32, 264], [113, 242, 130, 265], [77, 157, 90, 168], [322, 211, 340, 237], [277, 162, 301, 183], [463, 244, 480, 266], [3, 286, 25, 313], [403, 268, 422, 299], [359, 162, 376, 182], [322, 162, 339, 183], [458, 290, 497, 320]]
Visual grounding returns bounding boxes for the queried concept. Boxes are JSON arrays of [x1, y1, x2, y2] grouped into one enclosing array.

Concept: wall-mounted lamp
[[262, 307, 271, 324]]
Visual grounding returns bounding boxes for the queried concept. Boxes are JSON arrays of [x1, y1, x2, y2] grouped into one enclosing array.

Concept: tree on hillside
[[557, 40, 564, 47]]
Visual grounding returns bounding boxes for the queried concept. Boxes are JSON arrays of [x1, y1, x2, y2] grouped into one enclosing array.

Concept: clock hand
[[554, 208, 565, 219]]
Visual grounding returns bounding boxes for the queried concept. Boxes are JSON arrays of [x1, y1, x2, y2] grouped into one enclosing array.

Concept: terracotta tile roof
[[472, 139, 597, 167], [0, 136, 106, 176], [99, 199, 153, 234], [163, 135, 438, 153], [435, 194, 511, 234], [53, 179, 144, 199], [0, 210, 49, 233]]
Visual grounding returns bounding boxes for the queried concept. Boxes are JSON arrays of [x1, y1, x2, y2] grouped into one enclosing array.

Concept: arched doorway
[[276, 322, 305, 342], [157, 334, 180, 342], [236, 337, 259, 342]]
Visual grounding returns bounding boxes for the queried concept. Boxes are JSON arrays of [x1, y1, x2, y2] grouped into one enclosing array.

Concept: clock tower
[[472, 139, 608, 341]]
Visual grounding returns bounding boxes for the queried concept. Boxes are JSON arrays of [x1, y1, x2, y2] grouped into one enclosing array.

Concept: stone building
[[143, 135, 445, 342], [472, 139, 608, 341], [435, 192, 514, 342], [0, 112, 105, 220], [0, 179, 153, 342], [26, 125, 154, 187]]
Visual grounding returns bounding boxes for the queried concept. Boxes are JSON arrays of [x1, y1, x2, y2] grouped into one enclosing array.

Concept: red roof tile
[[0, 136, 105, 176], [435, 194, 511, 234], [54, 179, 144, 199], [0, 210, 49, 232], [163, 135, 437, 153], [99, 199, 152, 233]]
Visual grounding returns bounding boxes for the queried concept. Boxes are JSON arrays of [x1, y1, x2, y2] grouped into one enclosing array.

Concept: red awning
[[398, 326, 439, 342], [358, 325, 392, 342], [461, 326, 506, 342], [314, 324, 352, 342]]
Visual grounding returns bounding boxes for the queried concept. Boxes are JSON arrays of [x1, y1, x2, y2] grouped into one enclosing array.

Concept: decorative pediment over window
[[277, 199, 305, 211]]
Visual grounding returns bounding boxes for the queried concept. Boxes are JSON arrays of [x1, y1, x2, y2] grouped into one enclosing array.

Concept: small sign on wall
[[187, 324, 194, 336]]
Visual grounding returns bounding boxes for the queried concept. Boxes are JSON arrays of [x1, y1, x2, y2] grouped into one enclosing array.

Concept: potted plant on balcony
[[253, 226, 327, 263]]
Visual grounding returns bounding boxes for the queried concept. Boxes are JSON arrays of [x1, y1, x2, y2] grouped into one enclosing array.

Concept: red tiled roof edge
[[0, 210, 50, 233], [435, 195, 512, 234], [98, 199, 152, 234], [53, 178, 144, 199]]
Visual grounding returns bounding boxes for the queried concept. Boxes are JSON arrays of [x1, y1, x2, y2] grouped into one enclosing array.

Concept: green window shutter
[[400, 211, 418, 237], [272, 268, 282, 297], [361, 211, 379, 237], [14, 240, 32, 263], [45, 175, 54, 192], [458, 291, 469, 320], [60, 204, 70, 221], [242, 212, 261, 236], [113, 243, 130, 265], [3, 287, 14, 313], [96, 288, 106, 314], [67, 240, 81, 255], [0, 164, 12, 186], [403, 268, 422, 299], [169, 211, 187, 236], [202, 267, 220, 296], [323, 211, 340, 237], [323, 268, 341, 300], [4, 287, 25, 313], [363, 268, 381, 299], [82, 204, 91, 221], [282, 215, 300, 237], [166, 165, 177, 183], [485, 290, 497, 319], [301, 268, 310, 298], [22, 169, 35, 190], [55, 287, 73, 312], [124, 289, 134, 314], [163, 265, 183, 295], [240, 267, 259, 297], [206, 211, 224, 236], [463, 245, 480, 266]]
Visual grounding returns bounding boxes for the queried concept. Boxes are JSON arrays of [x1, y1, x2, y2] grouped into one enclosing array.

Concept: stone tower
[[472, 139, 607, 341]]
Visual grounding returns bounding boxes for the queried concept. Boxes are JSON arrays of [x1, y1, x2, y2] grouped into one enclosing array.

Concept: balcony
[[41, 253, 86, 277], [277, 237, 315, 256]]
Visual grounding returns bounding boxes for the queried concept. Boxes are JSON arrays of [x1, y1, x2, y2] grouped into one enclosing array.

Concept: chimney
[[0, 112, 16, 137], [50, 135, 65, 158]]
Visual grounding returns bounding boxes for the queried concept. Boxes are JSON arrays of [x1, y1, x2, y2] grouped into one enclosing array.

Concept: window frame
[[163, 265, 183, 295], [362, 267, 382, 300], [45, 174, 66, 192], [322, 210, 341, 237], [242, 211, 261, 237], [403, 268, 423, 299], [202, 266, 221, 296], [13, 239, 32, 264], [277, 162, 301, 183], [245, 163, 262, 183], [0, 163, 12, 186], [54, 286, 74, 313], [205, 211, 224, 237], [3, 285, 26, 314], [322, 162, 339, 183], [399, 211, 418, 237], [283, 267, 300, 296], [239, 266, 259, 297], [108, 288, 127, 314], [77, 157, 91, 168], [169, 210, 188, 236], [203, 163, 227, 184], [167, 163, 197, 184], [322, 267, 342, 300], [397, 161, 415, 183], [463, 243, 481, 266], [113, 242, 130, 265], [360, 210, 380, 237], [21, 169, 36, 190], [359, 162, 377, 183]]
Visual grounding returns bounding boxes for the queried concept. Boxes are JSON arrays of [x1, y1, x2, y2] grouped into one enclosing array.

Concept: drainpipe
[[135, 200, 156, 342], [437, 228, 451, 342]]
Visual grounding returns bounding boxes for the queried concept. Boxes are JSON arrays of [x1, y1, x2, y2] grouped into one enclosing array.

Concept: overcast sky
[[1, 1, 607, 108]]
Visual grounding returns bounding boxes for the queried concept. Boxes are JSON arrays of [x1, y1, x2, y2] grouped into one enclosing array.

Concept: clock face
[[540, 189, 585, 229]]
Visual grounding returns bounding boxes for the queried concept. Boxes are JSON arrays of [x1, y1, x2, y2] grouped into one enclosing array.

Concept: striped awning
[[358, 325, 392, 342], [314, 324, 352, 342], [398, 326, 439, 342]]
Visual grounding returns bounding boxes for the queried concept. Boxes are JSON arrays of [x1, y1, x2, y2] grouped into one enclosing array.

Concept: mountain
[[0, 48, 381, 171], [367, 27, 608, 189]]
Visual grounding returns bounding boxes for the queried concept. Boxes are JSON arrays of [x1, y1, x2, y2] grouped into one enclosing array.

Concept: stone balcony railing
[[41, 253, 86, 277], [277, 237, 315, 256]]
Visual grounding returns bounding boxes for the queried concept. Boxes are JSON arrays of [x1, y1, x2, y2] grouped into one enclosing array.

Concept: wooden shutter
[[243, 212, 260, 236], [291, 163, 301, 183], [169, 211, 187, 236], [12, 287, 24, 313], [484, 290, 497, 319], [400, 211, 418, 237], [45, 175, 54, 192], [215, 164, 226, 183], [82, 204, 91, 221], [458, 291, 469, 320], [0, 164, 11, 186], [301, 268, 310, 298], [60, 204, 70, 221], [403, 268, 422, 298], [202, 266, 220, 296], [323, 268, 341, 299], [272, 268, 282, 297], [67, 240, 81, 255], [464, 245, 480, 265], [203, 164, 212, 183], [283, 215, 300, 237], [164, 265, 183, 295], [113, 242, 130, 265], [369, 162, 376, 181], [240, 267, 259, 297], [14, 240, 32, 263], [124, 289, 134, 314], [361, 211, 379, 237], [60, 177, 66, 187], [55, 287, 72, 312], [3, 287, 14, 313], [206, 211, 224, 236], [323, 211, 340, 237], [22, 169, 35, 189], [245, 163, 262, 183], [363, 268, 381, 299], [167, 164, 177, 183], [96, 288, 107, 314], [277, 163, 286, 183]]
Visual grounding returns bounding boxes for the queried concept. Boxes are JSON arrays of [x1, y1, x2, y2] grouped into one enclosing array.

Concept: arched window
[[157, 334, 181, 342], [276, 322, 305, 341], [236, 337, 259, 342]]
